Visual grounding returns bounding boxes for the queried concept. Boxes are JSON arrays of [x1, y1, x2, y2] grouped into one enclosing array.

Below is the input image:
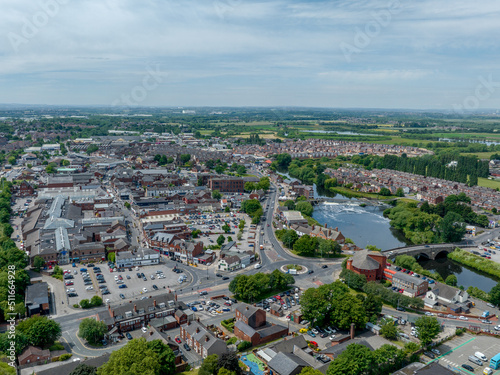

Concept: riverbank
[[448, 248, 500, 280]]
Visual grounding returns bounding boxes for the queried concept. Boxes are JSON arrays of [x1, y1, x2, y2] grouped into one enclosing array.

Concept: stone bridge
[[381, 243, 476, 261]]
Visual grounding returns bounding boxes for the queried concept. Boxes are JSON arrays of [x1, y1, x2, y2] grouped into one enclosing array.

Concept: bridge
[[381, 243, 476, 260]]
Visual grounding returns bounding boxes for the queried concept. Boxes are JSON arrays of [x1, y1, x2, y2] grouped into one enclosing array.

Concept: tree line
[[275, 229, 342, 257], [228, 270, 295, 302]]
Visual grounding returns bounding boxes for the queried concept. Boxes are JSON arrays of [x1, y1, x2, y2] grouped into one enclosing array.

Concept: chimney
[[134, 304, 137, 313], [149, 331, 153, 336], [312, 225, 315, 230], [335, 227, 338, 232], [196, 327, 200, 333], [350, 323, 355, 340], [154, 300, 157, 308], [246, 306, 249, 311], [324, 223, 327, 228], [205, 336, 210, 342]]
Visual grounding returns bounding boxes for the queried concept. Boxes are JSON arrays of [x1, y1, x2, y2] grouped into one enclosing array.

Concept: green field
[[460, 151, 497, 159], [478, 177, 500, 190]]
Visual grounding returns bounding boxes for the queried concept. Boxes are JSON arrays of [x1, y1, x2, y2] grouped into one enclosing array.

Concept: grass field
[[460, 151, 497, 159], [478, 177, 500, 190]]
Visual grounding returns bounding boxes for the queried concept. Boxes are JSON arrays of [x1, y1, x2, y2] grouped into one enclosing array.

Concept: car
[[308, 270, 314, 274], [488, 303, 497, 308], [459, 316, 468, 321], [142, 288, 148, 293], [200, 291, 208, 296], [311, 328, 319, 334], [425, 312, 434, 316], [174, 337, 182, 344], [447, 314, 456, 319], [307, 331, 316, 338], [120, 293, 125, 299], [87, 264, 95, 267], [152, 284, 158, 290], [80, 268, 87, 272], [126, 333, 133, 340], [396, 307, 406, 312], [102, 340, 108, 346], [222, 276, 230, 280], [86, 286, 93, 290], [494, 324, 500, 331], [65, 281, 74, 286], [126, 275, 131, 279], [424, 352, 435, 359], [431, 348, 440, 355], [322, 265, 328, 269], [461, 364, 474, 371], [183, 343, 191, 351], [119, 284, 127, 288], [142, 276, 147, 281], [150, 275, 155, 280]]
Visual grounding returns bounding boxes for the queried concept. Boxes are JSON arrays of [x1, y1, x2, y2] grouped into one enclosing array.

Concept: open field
[[478, 177, 500, 189], [460, 151, 497, 159]]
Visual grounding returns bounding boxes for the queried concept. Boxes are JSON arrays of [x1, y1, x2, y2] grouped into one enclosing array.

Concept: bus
[[489, 352, 500, 370]]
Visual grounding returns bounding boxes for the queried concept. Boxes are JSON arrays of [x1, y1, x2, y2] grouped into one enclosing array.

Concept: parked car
[[461, 364, 474, 372], [183, 343, 191, 351], [120, 293, 125, 299], [175, 337, 182, 344], [126, 333, 133, 340], [424, 352, 435, 359]]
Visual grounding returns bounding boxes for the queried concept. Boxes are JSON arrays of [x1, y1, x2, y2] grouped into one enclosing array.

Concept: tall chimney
[[350, 323, 355, 340], [134, 304, 137, 313], [205, 336, 210, 342], [196, 327, 200, 333], [149, 331, 153, 336], [312, 225, 315, 230], [324, 223, 327, 228], [154, 300, 157, 308]]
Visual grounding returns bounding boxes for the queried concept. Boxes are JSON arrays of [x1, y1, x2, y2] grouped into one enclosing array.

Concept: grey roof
[[432, 282, 465, 301], [320, 339, 374, 356], [272, 336, 308, 353], [351, 250, 381, 271], [36, 353, 111, 375], [235, 303, 261, 319], [258, 324, 288, 338], [25, 282, 49, 306], [234, 320, 257, 337], [393, 272, 428, 285], [268, 352, 308, 375]]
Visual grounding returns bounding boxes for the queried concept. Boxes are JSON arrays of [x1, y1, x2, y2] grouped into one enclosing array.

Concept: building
[[424, 283, 470, 313], [391, 272, 428, 297], [25, 282, 50, 317], [234, 303, 289, 346], [345, 250, 387, 281], [180, 320, 227, 359], [115, 248, 160, 268], [208, 177, 244, 193], [282, 211, 308, 227], [18, 346, 50, 366]]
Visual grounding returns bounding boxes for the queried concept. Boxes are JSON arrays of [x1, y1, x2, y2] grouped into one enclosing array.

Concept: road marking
[[430, 337, 476, 365]]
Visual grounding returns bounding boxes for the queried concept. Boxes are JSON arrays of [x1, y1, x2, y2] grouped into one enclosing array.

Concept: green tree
[[379, 187, 392, 196], [69, 363, 98, 375], [61, 159, 70, 166], [275, 153, 292, 169], [326, 343, 373, 375], [238, 220, 245, 230], [86, 144, 99, 155], [380, 322, 398, 340], [414, 316, 441, 347], [124, 202, 131, 209], [180, 154, 191, 164], [217, 235, 225, 246], [147, 339, 176, 375], [241, 199, 262, 216], [257, 177, 270, 191], [212, 190, 222, 200], [222, 224, 230, 233], [218, 368, 236, 375], [97, 338, 161, 375], [217, 352, 241, 375], [279, 230, 298, 249], [295, 201, 313, 217], [366, 245, 381, 252], [236, 340, 252, 351], [16, 316, 61, 347], [244, 182, 256, 192], [90, 296, 103, 307], [45, 163, 58, 174], [395, 188, 405, 197], [0, 362, 15, 375], [79, 318, 108, 345], [107, 252, 116, 263], [33, 255, 46, 271], [199, 354, 219, 375], [293, 235, 318, 256], [445, 275, 458, 286], [489, 283, 500, 306], [299, 368, 323, 375], [339, 269, 367, 290], [362, 294, 383, 321], [439, 211, 467, 242], [284, 200, 295, 210]]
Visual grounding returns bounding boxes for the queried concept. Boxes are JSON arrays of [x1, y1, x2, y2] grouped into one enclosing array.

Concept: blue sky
[[1, 0, 500, 109]]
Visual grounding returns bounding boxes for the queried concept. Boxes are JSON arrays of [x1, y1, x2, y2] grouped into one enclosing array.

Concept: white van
[[475, 352, 487, 361], [254, 263, 262, 269]]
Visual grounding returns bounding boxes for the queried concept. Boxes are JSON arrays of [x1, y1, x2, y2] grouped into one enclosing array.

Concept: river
[[311, 186, 410, 250], [418, 257, 498, 291]]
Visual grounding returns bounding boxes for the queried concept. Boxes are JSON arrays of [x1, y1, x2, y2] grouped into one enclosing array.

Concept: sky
[[1, 0, 500, 110]]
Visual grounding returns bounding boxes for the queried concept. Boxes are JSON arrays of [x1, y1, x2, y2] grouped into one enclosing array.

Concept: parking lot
[[430, 334, 500, 374], [64, 262, 192, 304]]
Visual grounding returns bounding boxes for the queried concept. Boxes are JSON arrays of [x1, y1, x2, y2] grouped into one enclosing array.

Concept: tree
[[147, 339, 176, 375], [445, 275, 458, 286], [16, 315, 61, 348], [257, 177, 270, 191], [439, 211, 467, 242], [379, 187, 392, 196], [284, 200, 295, 210], [217, 235, 225, 246], [244, 182, 256, 192], [179, 154, 191, 164], [0, 362, 15, 375], [79, 318, 108, 345], [33, 255, 46, 271], [339, 269, 367, 290], [225, 206, 230, 213], [395, 188, 405, 197], [61, 159, 70, 166], [414, 316, 441, 347], [295, 201, 313, 217], [238, 220, 245, 230], [107, 252, 116, 263], [212, 190, 222, 200], [215, 165, 225, 174], [275, 153, 292, 169], [86, 144, 99, 155], [124, 202, 131, 209], [217, 351, 241, 375], [380, 322, 398, 340], [200, 354, 219, 375], [97, 338, 161, 375], [45, 163, 58, 174], [326, 343, 373, 375], [218, 368, 236, 375], [241, 199, 262, 216], [489, 283, 500, 306], [69, 363, 98, 375], [366, 245, 381, 252], [293, 235, 318, 256], [222, 224, 230, 233], [362, 294, 383, 321], [90, 296, 103, 307], [236, 340, 252, 351], [280, 230, 298, 249], [299, 368, 323, 375]]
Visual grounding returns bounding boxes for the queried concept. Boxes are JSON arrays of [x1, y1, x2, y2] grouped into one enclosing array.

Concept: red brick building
[[234, 304, 288, 346], [18, 346, 50, 366], [208, 177, 244, 193], [346, 250, 387, 281]]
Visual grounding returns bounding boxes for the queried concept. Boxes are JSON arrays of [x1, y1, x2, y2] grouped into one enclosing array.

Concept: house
[[391, 272, 428, 297], [19, 180, 35, 196], [18, 346, 50, 366], [234, 303, 289, 346], [115, 248, 160, 268], [35, 353, 111, 375], [424, 283, 470, 313], [25, 282, 50, 317], [290, 224, 345, 244], [345, 250, 387, 281], [282, 211, 308, 227], [180, 321, 227, 359]]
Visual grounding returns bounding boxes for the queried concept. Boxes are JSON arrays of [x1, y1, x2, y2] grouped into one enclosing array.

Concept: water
[[311, 187, 409, 250], [418, 257, 498, 292]]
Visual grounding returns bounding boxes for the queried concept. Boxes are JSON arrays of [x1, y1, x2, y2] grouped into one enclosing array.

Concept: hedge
[[237, 341, 252, 351]]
